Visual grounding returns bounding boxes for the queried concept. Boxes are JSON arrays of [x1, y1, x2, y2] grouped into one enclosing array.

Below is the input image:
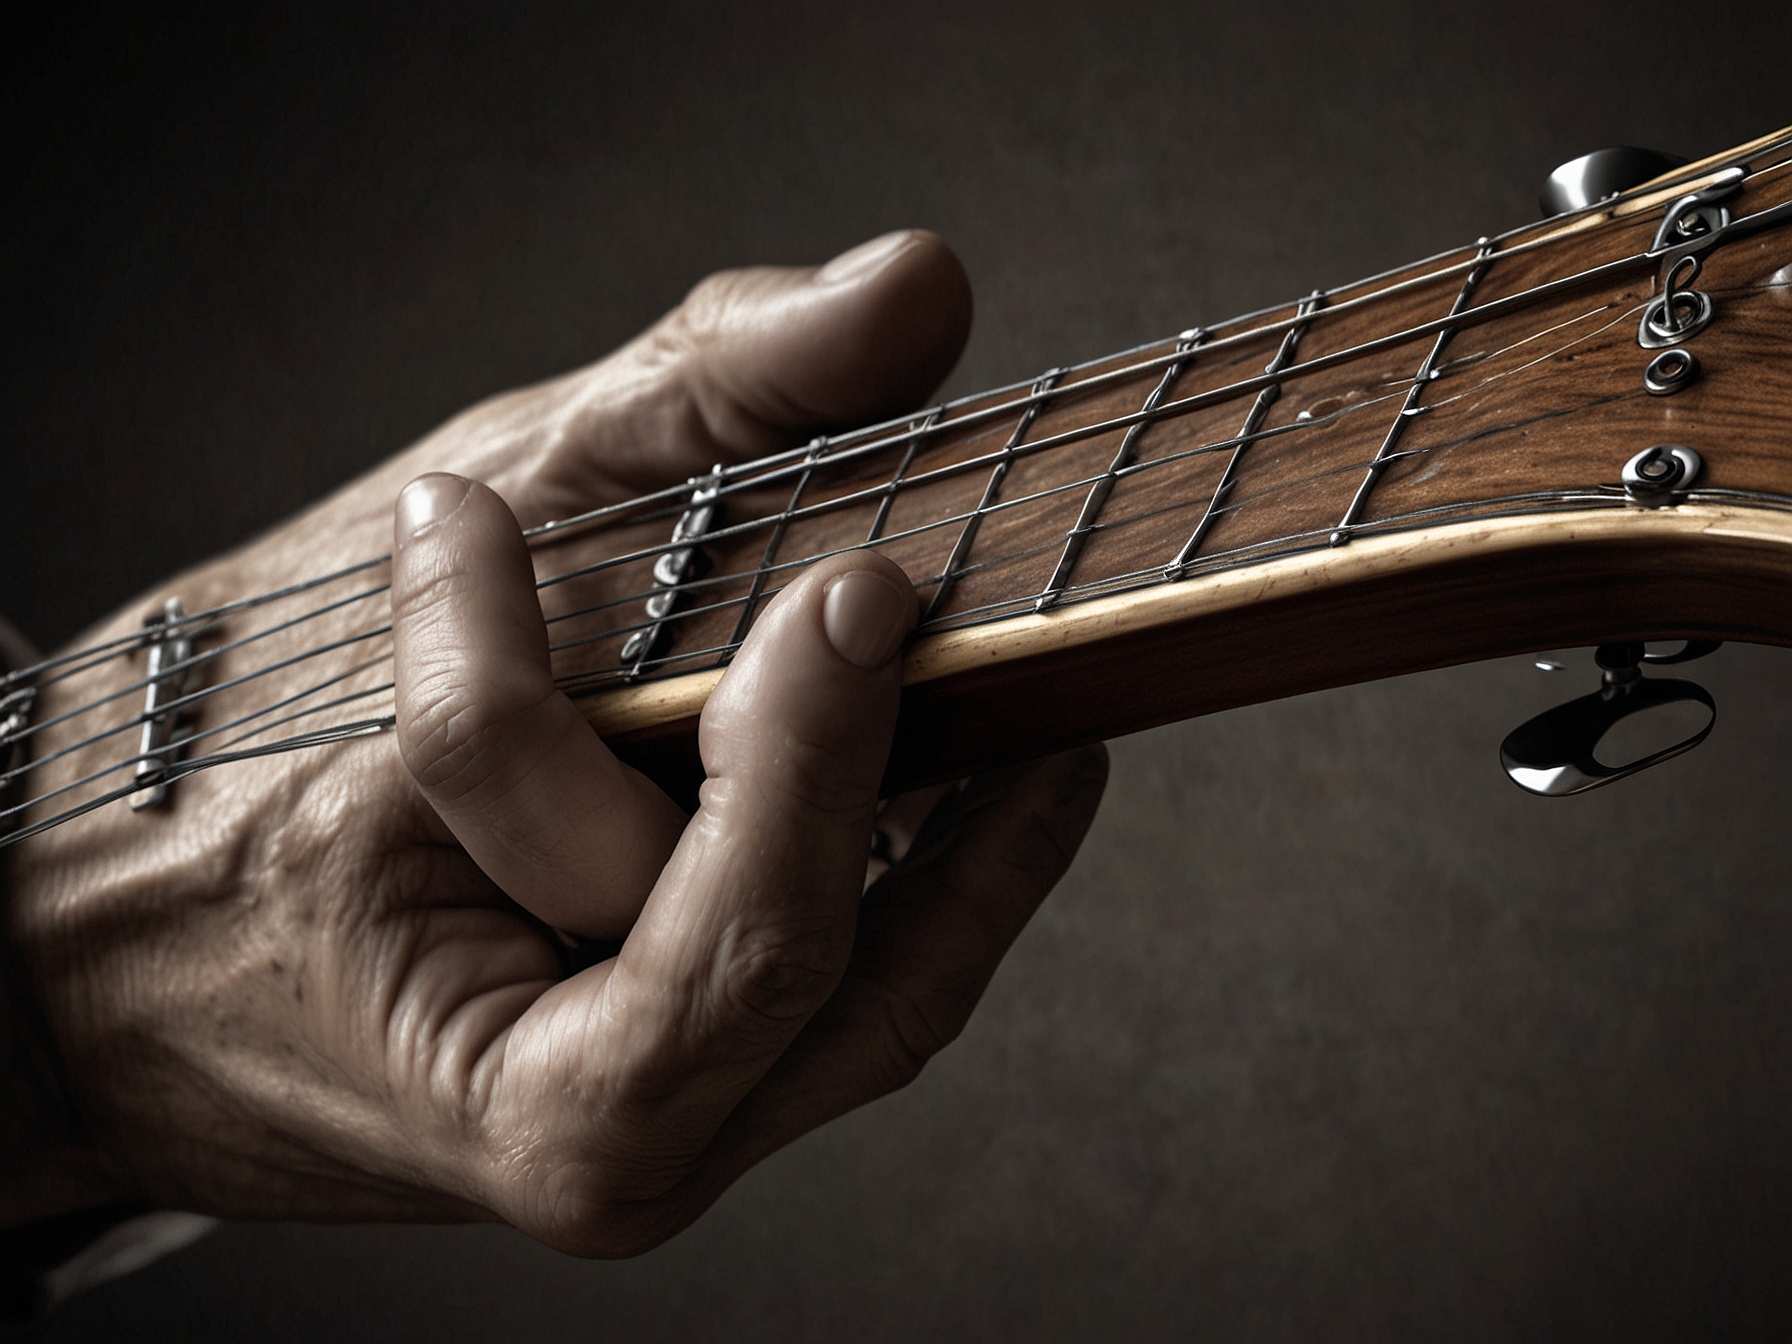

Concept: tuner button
[[1539, 147, 1687, 217]]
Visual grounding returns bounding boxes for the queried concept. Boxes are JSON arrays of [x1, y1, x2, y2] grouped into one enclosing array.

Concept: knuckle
[[639, 269, 745, 372], [761, 721, 881, 820], [398, 674, 555, 804], [677, 268, 753, 338], [713, 916, 847, 1030], [506, 1151, 684, 1260]]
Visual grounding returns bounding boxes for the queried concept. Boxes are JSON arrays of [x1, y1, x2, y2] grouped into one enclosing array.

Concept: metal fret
[[726, 435, 829, 653], [924, 369, 1065, 621], [131, 598, 200, 808], [618, 466, 724, 677], [867, 408, 942, 542], [1328, 240, 1496, 547], [1164, 293, 1324, 580], [1035, 331, 1206, 612]]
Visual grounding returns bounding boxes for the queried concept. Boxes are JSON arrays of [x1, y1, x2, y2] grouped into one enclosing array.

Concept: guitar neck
[[7, 128, 1791, 848], [554, 124, 1792, 799]]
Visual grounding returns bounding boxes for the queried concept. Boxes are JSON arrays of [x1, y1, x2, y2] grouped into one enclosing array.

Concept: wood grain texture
[[571, 129, 1792, 800]]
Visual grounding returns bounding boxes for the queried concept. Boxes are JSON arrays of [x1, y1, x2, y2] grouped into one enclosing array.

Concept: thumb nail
[[815, 231, 912, 286], [396, 474, 471, 544], [822, 567, 916, 669]]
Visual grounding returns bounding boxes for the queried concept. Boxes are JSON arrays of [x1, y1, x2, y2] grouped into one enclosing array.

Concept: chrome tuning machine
[[1499, 640, 1719, 797]]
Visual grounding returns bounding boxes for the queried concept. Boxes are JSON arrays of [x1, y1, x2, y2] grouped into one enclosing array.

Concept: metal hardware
[[132, 597, 198, 809], [1500, 641, 1719, 797], [1646, 171, 1744, 258], [1638, 255, 1714, 348], [1539, 147, 1686, 218], [0, 682, 37, 836], [1621, 444, 1701, 504], [619, 466, 723, 677], [1643, 347, 1699, 396]]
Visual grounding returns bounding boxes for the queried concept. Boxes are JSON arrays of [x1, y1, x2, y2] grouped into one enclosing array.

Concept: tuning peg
[[1540, 147, 1687, 218], [1499, 641, 1720, 796]]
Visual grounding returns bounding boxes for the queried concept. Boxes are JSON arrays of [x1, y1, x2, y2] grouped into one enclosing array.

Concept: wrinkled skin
[[0, 231, 1108, 1256]]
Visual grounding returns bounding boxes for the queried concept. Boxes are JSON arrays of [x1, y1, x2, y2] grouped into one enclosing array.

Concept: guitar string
[[12, 470, 1792, 839], [0, 285, 1664, 806], [12, 253, 1786, 812], [0, 578, 392, 758], [537, 292, 1638, 641], [6, 187, 1790, 828], [500, 144, 1792, 546], [0, 266, 1620, 768], [521, 215, 1722, 602], [0, 286, 1674, 802], [559, 147, 1792, 528], [5, 138, 1789, 702], [13, 447, 1771, 846], [0, 293, 1650, 830], [0, 664, 401, 827]]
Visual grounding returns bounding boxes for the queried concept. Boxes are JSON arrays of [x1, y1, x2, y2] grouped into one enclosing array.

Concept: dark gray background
[[5, 2, 1790, 1339]]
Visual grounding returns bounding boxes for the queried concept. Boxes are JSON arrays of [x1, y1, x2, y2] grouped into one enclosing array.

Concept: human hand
[[1, 231, 1109, 1254]]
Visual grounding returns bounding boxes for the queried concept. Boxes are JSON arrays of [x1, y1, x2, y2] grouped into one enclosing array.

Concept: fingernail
[[822, 567, 915, 669], [815, 231, 912, 285], [396, 474, 470, 543]]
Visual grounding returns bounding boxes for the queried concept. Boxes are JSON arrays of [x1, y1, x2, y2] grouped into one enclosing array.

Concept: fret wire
[[924, 369, 1065, 622], [1165, 293, 1326, 578], [1035, 329, 1206, 613], [1329, 240, 1497, 546], [542, 379, 1415, 644], [726, 435, 828, 655], [867, 408, 942, 542], [534, 224, 1702, 602], [653, 163, 1792, 523]]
